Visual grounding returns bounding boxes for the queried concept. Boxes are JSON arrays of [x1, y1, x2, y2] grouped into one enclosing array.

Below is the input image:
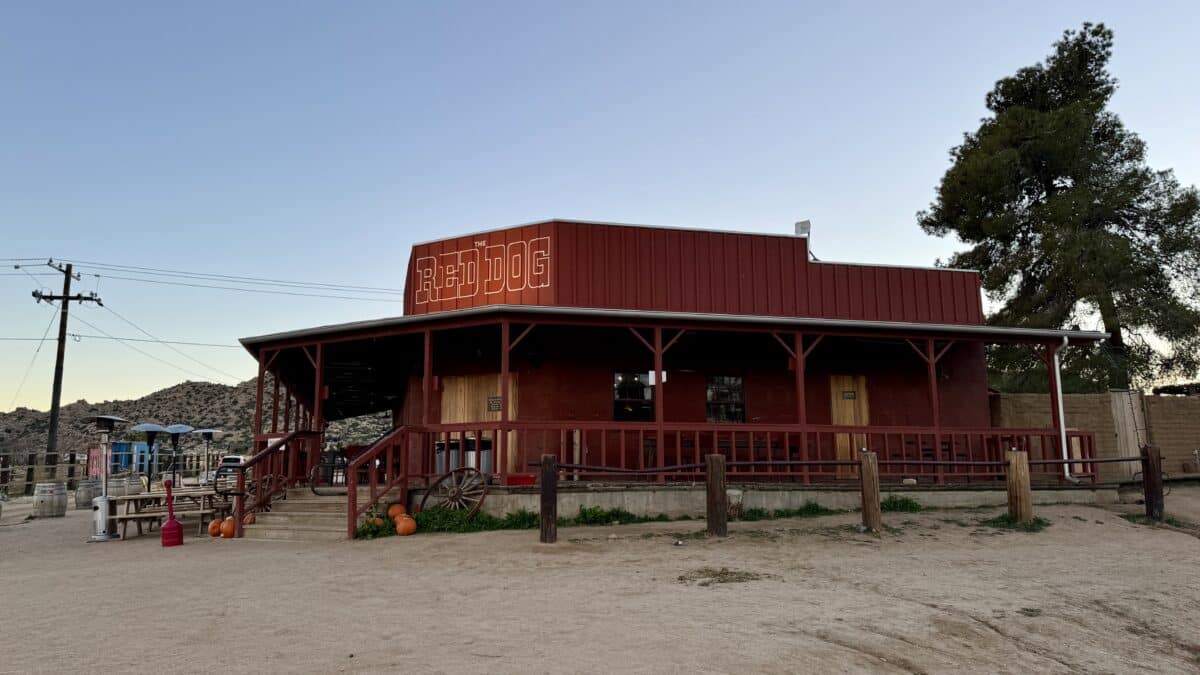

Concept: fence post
[[233, 469, 246, 538], [1005, 450, 1032, 524], [1141, 444, 1164, 522], [540, 454, 558, 544], [859, 450, 881, 533], [705, 453, 727, 537]]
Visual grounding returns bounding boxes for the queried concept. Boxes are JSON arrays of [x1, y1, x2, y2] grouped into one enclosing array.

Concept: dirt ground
[[3, 489, 1200, 674]]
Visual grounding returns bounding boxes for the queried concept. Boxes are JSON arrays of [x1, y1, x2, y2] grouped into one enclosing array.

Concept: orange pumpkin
[[207, 519, 222, 537], [243, 512, 256, 526], [219, 518, 236, 538], [372, 517, 385, 527], [395, 514, 417, 536], [386, 503, 407, 519]]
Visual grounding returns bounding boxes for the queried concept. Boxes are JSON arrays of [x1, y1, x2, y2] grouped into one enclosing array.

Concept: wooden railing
[[333, 422, 1099, 539], [408, 422, 1098, 486], [345, 426, 412, 538], [228, 430, 321, 537]]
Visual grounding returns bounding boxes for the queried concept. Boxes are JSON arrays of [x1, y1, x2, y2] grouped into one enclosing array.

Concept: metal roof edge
[[239, 305, 1109, 352], [409, 218, 811, 247], [809, 258, 980, 275]]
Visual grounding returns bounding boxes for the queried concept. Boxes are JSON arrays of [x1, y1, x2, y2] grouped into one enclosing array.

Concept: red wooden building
[[237, 220, 1107, 531]]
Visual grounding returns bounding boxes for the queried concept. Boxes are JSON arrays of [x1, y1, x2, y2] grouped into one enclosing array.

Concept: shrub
[[979, 514, 1051, 532], [880, 495, 924, 513]]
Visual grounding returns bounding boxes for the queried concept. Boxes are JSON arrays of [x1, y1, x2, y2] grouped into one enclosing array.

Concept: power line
[[0, 334, 241, 348], [16, 259, 407, 302], [68, 311, 229, 383], [7, 306, 58, 409], [99, 304, 244, 381], [57, 258, 407, 294], [90, 273, 406, 302]]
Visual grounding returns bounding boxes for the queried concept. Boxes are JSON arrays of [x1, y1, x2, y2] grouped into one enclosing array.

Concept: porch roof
[[239, 304, 1108, 356]]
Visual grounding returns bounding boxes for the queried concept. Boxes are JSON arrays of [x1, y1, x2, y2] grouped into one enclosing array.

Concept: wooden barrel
[[106, 476, 127, 497], [74, 479, 101, 509], [32, 482, 68, 518], [125, 475, 144, 495]]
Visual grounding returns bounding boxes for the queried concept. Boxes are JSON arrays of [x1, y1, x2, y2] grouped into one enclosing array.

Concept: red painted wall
[[405, 220, 985, 325], [408, 326, 990, 428]]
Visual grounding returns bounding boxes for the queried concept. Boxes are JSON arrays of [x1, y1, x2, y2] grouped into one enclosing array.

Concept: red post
[[270, 374, 280, 434], [253, 352, 266, 439], [282, 388, 291, 433], [500, 321, 510, 480], [346, 455, 358, 539], [422, 329, 433, 426], [310, 343, 326, 479], [233, 469, 246, 538], [926, 339, 943, 485], [312, 344, 325, 432], [654, 327, 665, 480], [794, 332, 806, 482]]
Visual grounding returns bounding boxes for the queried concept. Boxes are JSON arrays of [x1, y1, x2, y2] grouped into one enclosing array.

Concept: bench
[[114, 503, 231, 539]]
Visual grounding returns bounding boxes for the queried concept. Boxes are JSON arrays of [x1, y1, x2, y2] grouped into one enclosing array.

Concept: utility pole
[[31, 261, 101, 480]]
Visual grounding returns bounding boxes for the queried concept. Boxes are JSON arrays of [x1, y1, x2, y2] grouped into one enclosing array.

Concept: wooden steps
[[239, 487, 405, 543]]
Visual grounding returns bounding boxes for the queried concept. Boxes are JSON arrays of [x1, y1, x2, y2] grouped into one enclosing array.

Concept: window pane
[[705, 375, 745, 423], [614, 371, 655, 422]]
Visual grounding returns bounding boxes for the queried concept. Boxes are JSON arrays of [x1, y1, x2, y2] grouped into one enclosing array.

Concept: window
[[613, 371, 655, 421], [706, 375, 745, 423]]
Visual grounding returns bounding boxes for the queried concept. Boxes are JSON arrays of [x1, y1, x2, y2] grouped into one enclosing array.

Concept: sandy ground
[[3, 490, 1200, 674]]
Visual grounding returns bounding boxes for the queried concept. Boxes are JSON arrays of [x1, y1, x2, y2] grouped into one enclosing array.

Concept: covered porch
[[239, 308, 1105, 501]]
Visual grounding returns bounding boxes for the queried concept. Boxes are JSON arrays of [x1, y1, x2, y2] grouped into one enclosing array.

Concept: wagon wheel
[[420, 467, 488, 518]]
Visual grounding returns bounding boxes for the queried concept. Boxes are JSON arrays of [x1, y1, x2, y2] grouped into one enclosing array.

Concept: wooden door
[[439, 373, 518, 472], [830, 375, 869, 476]]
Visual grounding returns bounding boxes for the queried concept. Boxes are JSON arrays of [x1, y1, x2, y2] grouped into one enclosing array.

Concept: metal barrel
[[32, 482, 68, 518]]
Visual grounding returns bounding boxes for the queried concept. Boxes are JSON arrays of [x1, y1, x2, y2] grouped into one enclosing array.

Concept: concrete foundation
[[468, 483, 1118, 519]]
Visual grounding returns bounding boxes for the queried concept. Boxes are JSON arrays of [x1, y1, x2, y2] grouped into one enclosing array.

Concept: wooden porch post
[[654, 326, 665, 480], [422, 329, 433, 427], [500, 321, 510, 480], [270, 374, 280, 434], [310, 343, 326, 480], [253, 351, 266, 441], [793, 332, 806, 426], [282, 387, 291, 434], [794, 332, 807, 484], [926, 338, 943, 485], [312, 344, 325, 431]]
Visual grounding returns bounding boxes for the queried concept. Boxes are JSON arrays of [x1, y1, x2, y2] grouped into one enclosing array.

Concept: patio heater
[[192, 429, 223, 485], [90, 415, 128, 542], [130, 423, 167, 486], [164, 424, 194, 487]]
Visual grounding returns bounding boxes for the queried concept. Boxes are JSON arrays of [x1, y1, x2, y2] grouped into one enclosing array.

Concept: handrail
[[346, 425, 414, 538], [231, 430, 321, 537], [310, 430, 405, 496]]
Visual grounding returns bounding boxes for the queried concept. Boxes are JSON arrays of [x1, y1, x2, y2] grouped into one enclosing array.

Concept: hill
[[0, 379, 390, 460]]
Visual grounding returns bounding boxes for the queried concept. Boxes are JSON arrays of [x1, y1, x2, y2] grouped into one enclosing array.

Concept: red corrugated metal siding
[[405, 220, 984, 325]]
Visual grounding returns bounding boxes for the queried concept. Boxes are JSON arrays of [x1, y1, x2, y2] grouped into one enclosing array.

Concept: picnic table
[[110, 489, 231, 540]]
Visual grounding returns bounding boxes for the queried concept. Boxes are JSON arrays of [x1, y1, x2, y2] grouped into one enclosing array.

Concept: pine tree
[[919, 23, 1200, 391]]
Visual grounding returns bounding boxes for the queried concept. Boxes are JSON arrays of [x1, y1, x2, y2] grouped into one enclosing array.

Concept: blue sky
[[2, 1, 1198, 411]]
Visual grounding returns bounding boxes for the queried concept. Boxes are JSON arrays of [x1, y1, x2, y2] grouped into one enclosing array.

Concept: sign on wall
[[413, 236, 551, 305]]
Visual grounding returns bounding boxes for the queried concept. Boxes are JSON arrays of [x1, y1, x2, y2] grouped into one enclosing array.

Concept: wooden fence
[[535, 446, 1165, 543]]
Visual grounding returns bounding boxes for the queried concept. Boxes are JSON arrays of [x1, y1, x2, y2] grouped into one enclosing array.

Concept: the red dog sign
[[413, 236, 550, 305]]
